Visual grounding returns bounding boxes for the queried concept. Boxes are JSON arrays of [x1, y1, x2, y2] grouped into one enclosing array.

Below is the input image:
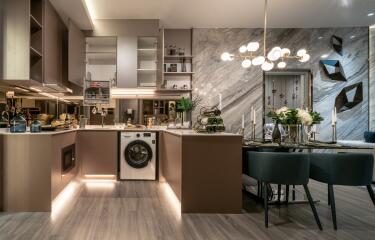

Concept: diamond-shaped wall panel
[[331, 35, 343, 56], [335, 82, 363, 112], [320, 60, 347, 81]]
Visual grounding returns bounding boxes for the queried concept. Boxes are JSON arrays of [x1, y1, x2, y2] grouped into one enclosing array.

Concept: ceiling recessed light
[[350, 35, 356, 39], [318, 36, 323, 40], [321, 54, 329, 59], [368, 12, 374, 17]]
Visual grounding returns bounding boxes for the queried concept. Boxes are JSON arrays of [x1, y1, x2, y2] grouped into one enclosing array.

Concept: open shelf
[[30, 46, 42, 58], [30, 15, 42, 33], [164, 55, 193, 60], [163, 72, 194, 75]]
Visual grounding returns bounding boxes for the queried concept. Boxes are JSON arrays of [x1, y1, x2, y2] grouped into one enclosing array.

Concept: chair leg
[[366, 185, 375, 206], [285, 185, 289, 204], [277, 184, 281, 204], [303, 184, 323, 230], [292, 185, 296, 200], [328, 184, 337, 230], [263, 182, 269, 228], [328, 184, 331, 206]]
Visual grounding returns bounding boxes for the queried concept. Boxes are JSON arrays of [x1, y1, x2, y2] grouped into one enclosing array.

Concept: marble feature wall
[[370, 27, 375, 131], [192, 28, 369, 140]]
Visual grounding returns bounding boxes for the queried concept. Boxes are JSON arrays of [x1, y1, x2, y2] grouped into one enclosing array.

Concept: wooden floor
[[0, 180, 374, 240]]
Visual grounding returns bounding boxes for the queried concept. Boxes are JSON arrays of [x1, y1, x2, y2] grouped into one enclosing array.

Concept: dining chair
[[244, 151, 322, 230], [310, 152, 375, 230]]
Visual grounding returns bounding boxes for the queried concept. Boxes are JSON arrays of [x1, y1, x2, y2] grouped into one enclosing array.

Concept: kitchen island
[[160, 130, 243, 213], [0, 127, 242, 214]]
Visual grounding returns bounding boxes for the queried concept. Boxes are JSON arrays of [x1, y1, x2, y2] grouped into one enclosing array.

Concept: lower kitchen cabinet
[[77, 131, 118, 176]]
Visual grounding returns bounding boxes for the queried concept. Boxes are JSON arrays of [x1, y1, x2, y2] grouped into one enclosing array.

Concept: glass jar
[[31, 119, 42, 133], [10, 113, 27, 133]]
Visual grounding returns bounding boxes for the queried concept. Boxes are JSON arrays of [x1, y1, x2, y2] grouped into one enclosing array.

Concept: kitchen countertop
[[0, 125, 241, 136]]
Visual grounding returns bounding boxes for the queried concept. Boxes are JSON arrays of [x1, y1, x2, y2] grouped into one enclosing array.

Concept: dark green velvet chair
[[245, 151, 322, 230], [310, 153, 375, 230]]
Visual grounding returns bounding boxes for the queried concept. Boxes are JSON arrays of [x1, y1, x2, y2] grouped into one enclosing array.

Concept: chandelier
[[220, 0, 310, 71]]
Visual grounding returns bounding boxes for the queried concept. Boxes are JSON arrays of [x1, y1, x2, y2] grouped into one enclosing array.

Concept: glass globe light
[[252, 56, 265, 66], [277, 61, 287, 69], [261, 60, 274, 71], [241, 59, 252, 68], [247, 42, 260, 52], [281, 48, 291, 57], [221, 52, 233, 61], [239, 45, 247, 53], [299, 53, 311, 62], [267, 47, 282, 61], [297, 49, 307, 57]]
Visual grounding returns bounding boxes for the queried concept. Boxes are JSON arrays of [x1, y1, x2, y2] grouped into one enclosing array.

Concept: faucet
[[100, 109, 107, 127]]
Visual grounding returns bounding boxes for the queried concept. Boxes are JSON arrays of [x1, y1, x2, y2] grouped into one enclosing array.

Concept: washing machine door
[[124, 140, 153, 169]]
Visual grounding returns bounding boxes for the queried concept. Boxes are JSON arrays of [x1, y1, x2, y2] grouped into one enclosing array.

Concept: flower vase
[[285, 124, 301, 143]]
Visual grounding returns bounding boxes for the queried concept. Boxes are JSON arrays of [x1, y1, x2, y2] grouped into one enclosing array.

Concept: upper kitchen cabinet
[[0, 0, 42, 81], [68, 20, 85, 87], [83, 19, 159, 88]]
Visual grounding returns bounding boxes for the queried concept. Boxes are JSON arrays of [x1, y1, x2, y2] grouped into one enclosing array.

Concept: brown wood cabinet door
[[68, 20, 85, 86], [78, 131, 118, 176], [43, 0, 62, 84]]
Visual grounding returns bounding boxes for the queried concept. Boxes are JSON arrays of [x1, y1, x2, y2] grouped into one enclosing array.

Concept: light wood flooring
[[0, 180, 374, 240]]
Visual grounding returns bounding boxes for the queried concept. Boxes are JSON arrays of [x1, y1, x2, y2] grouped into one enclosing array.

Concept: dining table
[[242, 139, 374, 205]]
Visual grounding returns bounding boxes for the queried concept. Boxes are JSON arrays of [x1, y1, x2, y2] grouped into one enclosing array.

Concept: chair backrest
[[244, 151, 310, 185], [310, 153, 374, 186]]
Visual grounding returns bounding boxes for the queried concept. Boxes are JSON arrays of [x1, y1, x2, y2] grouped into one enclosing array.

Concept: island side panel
[[0, 135, 3, 211], [51, 131, 78, 200], [181, 135, 242, 213], [3, 135, 52, 211], [160, 132, 182, 200]]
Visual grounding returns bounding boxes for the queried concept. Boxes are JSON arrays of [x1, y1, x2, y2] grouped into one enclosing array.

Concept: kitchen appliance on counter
[[120, 132, 157, 180], [62, 144, 76, 174]]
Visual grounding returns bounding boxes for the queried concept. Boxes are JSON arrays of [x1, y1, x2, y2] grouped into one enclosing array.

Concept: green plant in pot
[[176, 97, 193, 126]]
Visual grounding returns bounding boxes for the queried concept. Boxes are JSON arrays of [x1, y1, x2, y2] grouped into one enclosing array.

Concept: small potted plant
[[176, 97, 193, 127]]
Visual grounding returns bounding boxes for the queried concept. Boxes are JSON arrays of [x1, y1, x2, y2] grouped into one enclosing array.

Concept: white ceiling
[[52, 0, 375, 29], [50, 0, 93, 30]]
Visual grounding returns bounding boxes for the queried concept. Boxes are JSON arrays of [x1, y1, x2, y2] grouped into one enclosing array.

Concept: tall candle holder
[[331, 123, 337, 143], [251, 121, 256, 140]]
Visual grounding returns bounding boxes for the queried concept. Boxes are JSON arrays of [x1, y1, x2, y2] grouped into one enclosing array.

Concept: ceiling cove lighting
[[368, 12, 374, 17], [83, 0, 96, 21], [220, 0, 310, 71], [111, 88, 156, 97]]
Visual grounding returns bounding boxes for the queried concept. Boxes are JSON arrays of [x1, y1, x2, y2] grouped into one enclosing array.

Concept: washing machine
[[120, 132, 157, 180]]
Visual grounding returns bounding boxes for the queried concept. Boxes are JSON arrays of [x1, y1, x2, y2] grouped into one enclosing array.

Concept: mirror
[[263, 70, 312, 124]]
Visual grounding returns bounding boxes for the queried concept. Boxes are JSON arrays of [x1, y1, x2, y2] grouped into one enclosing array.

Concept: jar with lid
[[30, 119, 42, 133], [10, 113, 27, 133]]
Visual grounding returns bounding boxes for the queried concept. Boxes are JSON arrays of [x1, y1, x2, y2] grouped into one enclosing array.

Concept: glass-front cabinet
[[84, 37, 117, 105], [137, 37, 157, 88]]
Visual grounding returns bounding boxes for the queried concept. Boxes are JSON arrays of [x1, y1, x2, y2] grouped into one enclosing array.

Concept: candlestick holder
[[251, 121, 256, 140], [331, 123, 337, 143]]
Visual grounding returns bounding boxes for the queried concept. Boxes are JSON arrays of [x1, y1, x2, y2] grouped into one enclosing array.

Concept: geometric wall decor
[[335, 82, 363, 112], [331, 35, 343, 56], [320, 60, 347, 81]]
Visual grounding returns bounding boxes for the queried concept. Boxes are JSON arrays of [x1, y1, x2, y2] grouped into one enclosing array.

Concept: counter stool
[[310, 153, 375, 230], [244, 152, 322, 230]]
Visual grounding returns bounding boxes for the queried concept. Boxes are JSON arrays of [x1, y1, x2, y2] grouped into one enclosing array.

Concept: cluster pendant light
[[220, 0, 310, 71]]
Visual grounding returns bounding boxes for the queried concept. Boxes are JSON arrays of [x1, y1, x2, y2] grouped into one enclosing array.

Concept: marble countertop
[[164, 129, 241, 137], [0, 128, 77, 135]]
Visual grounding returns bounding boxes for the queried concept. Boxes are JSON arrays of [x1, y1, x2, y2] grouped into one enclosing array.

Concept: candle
[[253, 108, 256, 125], [219, 94, 222, 111], [334, 107, 337, 123], [242, 114, 245, 129], [250, 106, 254, 122]]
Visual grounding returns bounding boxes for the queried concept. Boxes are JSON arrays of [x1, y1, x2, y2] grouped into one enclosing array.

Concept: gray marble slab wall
[[370, 27, 375, 131], [192, 28, 368, 140]]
